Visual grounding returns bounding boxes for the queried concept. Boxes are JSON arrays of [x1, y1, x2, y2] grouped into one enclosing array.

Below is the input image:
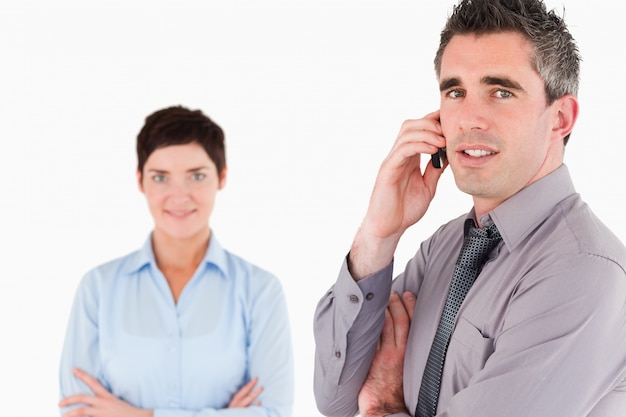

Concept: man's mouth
[[463, 149, 496, 157]]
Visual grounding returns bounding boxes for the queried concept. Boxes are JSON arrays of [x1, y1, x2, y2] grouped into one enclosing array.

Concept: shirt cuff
[[335, 254, 394, 314]]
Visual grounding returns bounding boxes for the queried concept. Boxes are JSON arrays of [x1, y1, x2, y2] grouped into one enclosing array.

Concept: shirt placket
[[164, 307, 183, 408]]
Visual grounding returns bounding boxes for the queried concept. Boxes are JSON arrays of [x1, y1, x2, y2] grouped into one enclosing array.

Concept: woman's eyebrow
[[187, 166, 211, 172]]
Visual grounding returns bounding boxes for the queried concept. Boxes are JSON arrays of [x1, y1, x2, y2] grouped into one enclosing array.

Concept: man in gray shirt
[[313, 1, 626, 416]]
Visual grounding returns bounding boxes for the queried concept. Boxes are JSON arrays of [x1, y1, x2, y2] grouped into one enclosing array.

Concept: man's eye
[[494, 89, 513, 99], [192, 173, 206, 181], [153, 174, 166, 183], [446, 89, 465, 99]]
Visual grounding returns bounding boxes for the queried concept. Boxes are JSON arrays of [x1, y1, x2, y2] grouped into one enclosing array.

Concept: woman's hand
[[60, 368, 263, 414], [228, 377, 264, 408], [59, 368, 153, 417]]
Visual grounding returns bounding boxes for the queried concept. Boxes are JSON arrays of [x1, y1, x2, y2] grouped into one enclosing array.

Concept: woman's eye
[[153, 174, 166, 183], [192, 173, 206, 181], [494, 89, 513, 99]]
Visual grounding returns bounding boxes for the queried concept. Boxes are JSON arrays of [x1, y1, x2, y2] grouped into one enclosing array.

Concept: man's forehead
[[438, 32, 536, 79]]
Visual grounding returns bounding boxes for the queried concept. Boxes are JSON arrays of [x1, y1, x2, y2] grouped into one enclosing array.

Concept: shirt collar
[[123, 231, 230, 278], [478, 164, 577, 251]]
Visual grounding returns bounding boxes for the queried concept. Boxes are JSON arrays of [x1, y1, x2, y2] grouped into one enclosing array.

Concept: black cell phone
[[431, 147, 447, 169]]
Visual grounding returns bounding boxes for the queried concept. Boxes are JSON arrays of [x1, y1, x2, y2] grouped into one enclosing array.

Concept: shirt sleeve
[[439, 255, 626, 417], [313, 255, 394, 417], [246, 272, 294, 417], [58, 271, 108, 415]]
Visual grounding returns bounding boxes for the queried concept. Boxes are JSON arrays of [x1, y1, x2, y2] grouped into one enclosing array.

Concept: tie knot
[[469, 222, 501, 240], [461, 223, 502, 270]]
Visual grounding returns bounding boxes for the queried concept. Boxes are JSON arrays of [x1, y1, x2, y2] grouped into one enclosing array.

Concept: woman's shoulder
[[222, 249, 275, 278], [81, 247, 145, 285], [219, 249, 284, 290]]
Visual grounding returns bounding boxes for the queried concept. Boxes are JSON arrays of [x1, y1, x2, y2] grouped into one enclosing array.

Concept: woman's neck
[[151, 227, 211, 272], [151, 227, 211, 304]]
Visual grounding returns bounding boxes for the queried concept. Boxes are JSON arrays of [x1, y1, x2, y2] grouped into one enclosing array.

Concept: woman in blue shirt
[[58, 106, 294, 417]]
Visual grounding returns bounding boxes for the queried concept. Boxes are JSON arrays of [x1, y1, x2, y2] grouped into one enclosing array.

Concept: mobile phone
[[431, 147, 447, 169]]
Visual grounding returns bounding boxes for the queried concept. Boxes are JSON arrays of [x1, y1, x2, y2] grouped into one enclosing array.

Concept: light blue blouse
[[59, 233, 294, 417]]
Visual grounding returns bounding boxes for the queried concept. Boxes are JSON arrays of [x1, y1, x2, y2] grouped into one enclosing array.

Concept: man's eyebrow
[[481, 76, 523, 90], [439, 76, 524, 92], [439, 77, 460, 92]]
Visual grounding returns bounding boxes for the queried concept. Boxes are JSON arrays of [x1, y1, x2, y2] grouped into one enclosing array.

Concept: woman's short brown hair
[[136, 105, 226, 174]]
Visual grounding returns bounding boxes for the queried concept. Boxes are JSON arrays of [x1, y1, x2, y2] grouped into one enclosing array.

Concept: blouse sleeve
[[58, 270, 108, 415]]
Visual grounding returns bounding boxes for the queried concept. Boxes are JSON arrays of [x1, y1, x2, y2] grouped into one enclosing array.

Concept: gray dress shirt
[[314, 165, 626, 417]]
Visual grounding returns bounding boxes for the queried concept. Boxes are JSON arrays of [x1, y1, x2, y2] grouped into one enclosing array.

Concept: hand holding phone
[[431, 147, 447, 169], [348, 112, 447, 278], [431, 117, 446, 169]]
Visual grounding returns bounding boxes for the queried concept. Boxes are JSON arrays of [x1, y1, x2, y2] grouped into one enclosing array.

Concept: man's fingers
[[386, 113, 445, 165], [397, 112, 442, 137], [379, 306, 394, 349], [388, 131, 445, 165], [387, 291, 412, 346], [423, 151, 448, 190], [402, 291, 417, 321]]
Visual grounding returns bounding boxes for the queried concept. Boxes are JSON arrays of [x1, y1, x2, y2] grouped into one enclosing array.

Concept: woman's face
[[138, 142, 226, 242]]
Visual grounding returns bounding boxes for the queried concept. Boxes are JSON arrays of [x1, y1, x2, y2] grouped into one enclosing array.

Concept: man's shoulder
[[555, 195, 626, 268]]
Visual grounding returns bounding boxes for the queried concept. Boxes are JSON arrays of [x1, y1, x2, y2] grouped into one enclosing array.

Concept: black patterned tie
[[416, 220, 502, 417]]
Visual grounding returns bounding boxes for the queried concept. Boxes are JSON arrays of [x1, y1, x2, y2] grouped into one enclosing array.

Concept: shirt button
[[349, 295, 359, 303], [335, 350, 342, 358], [365, 292, 374, 301]]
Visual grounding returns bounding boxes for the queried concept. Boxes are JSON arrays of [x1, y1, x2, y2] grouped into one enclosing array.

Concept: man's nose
[[456, 94, 488, 133]]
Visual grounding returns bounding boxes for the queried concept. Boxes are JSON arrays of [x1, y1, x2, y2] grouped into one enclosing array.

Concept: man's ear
[[137, 169, 144, 193], [552, 94, 579, 142], [218, 166, 228, 190]]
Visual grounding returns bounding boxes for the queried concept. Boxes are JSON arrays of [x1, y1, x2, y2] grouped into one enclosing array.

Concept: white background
[[1, 1, 625, 416]]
